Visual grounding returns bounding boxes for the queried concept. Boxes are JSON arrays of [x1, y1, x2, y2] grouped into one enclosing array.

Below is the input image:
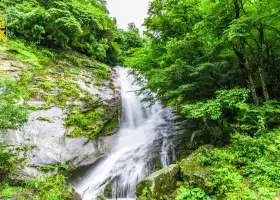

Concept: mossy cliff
[[0, 39, 121, 178]]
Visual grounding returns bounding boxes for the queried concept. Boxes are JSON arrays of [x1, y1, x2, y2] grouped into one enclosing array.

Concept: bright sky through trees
[[106, 0, 150, 32]]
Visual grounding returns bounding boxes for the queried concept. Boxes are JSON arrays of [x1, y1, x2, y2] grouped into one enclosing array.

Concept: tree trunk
[[234, 45, 260, 105], [245, 56, 260, 105], [233, 0, 259, 104], [233, 0, 240, 18], [259, 23, 270, 101]]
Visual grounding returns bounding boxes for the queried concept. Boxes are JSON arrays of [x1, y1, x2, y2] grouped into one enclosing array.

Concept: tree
[[125, 0, 280, 141], [128, 22, 139, 33], [1, 0, 120, 64]]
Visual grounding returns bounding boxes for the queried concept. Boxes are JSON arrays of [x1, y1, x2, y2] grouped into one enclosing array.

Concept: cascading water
[[75, 67, 175, 200]]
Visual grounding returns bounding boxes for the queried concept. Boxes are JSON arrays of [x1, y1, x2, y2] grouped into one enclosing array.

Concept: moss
[[17, 66, 44, 100], [103, 182, 112, 198], [63, 52, 110, 83], [155, 157, 163, 171], [44, 79, 83, 108], [66, 108, 106, 139], [179, 145, 213, 193], [101, 111, 120, 136], [37, 163, 69, 173], [136, 164, 180, 200], [36, 116, 54, 123], [38, 80, 55, 90]]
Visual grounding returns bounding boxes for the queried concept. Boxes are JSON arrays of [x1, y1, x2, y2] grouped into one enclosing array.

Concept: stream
[[75, 67, 176, 200]]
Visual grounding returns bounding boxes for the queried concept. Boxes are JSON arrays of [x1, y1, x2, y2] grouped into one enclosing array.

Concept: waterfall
[[75, 67, 175, 200]]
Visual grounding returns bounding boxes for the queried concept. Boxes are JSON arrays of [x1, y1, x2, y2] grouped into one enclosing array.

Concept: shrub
[[0, 143, 18, 181], [176, 187, 216, 200], [0, 104, 28, 130]]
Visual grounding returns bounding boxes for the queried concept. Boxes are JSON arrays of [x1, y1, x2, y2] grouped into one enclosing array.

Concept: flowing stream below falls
[[75, 67, 176, 200]]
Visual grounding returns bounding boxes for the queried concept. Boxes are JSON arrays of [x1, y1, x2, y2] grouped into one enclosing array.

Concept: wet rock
[[72, 189, 82, 200], [136, 164, 180, 199], [4, 107, 116, 178]]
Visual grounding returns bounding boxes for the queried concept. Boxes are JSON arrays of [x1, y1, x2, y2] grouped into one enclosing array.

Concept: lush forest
[[1, 0, 280, 199], [125, 0, 280, 199], [0, 0, 142, 199]]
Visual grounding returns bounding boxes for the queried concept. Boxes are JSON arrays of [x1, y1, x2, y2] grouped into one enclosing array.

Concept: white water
[[75, 67, 175, 199]]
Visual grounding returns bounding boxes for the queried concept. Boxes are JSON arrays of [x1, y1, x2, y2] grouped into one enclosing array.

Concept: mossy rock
[[72, 189, 82, 200], [103, 181, 112, 198], [136, 164, 180, 200], [101, 111, 120, 136], [179, 145, 213, 193]]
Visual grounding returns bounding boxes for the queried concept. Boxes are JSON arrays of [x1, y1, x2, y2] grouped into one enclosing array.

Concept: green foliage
[[0, 143, 18, 181], [39, 81, 55, 90], [1, 0, 121, 64], [0, 39, 52, 67], [0, 104, 27, 130], [176, 187, 216, 200], [0, 174, 73, 200], [115, 27, 144, 64], [0, 184, 24, 199], [0, 77, 25, 102], [210, 167, 243, 197], [0, 77, 28, 130], [199, 130, 280, 199], [126, 0, 280, 199], [28, 174, 72, 200], [126, 0, 280, 139]]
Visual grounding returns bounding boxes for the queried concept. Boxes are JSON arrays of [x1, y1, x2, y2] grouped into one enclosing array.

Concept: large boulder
[[136, 164, 180, 200], [4, 107, 117, 178], [135, 145, 214, 199], [179, 145, 213, 193]]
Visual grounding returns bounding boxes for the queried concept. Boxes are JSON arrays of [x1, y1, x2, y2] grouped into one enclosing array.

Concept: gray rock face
[[75, 68, 120, 104], [2, 63, 121, 178], [5, 107, 117, 178], [0, 56, 28, 77]]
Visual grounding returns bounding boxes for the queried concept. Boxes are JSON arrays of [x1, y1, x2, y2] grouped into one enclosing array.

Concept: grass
[[0, 39, 52, 67]]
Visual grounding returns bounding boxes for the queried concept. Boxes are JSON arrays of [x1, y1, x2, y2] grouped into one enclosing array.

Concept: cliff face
[[0, 40, 121, 178]]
